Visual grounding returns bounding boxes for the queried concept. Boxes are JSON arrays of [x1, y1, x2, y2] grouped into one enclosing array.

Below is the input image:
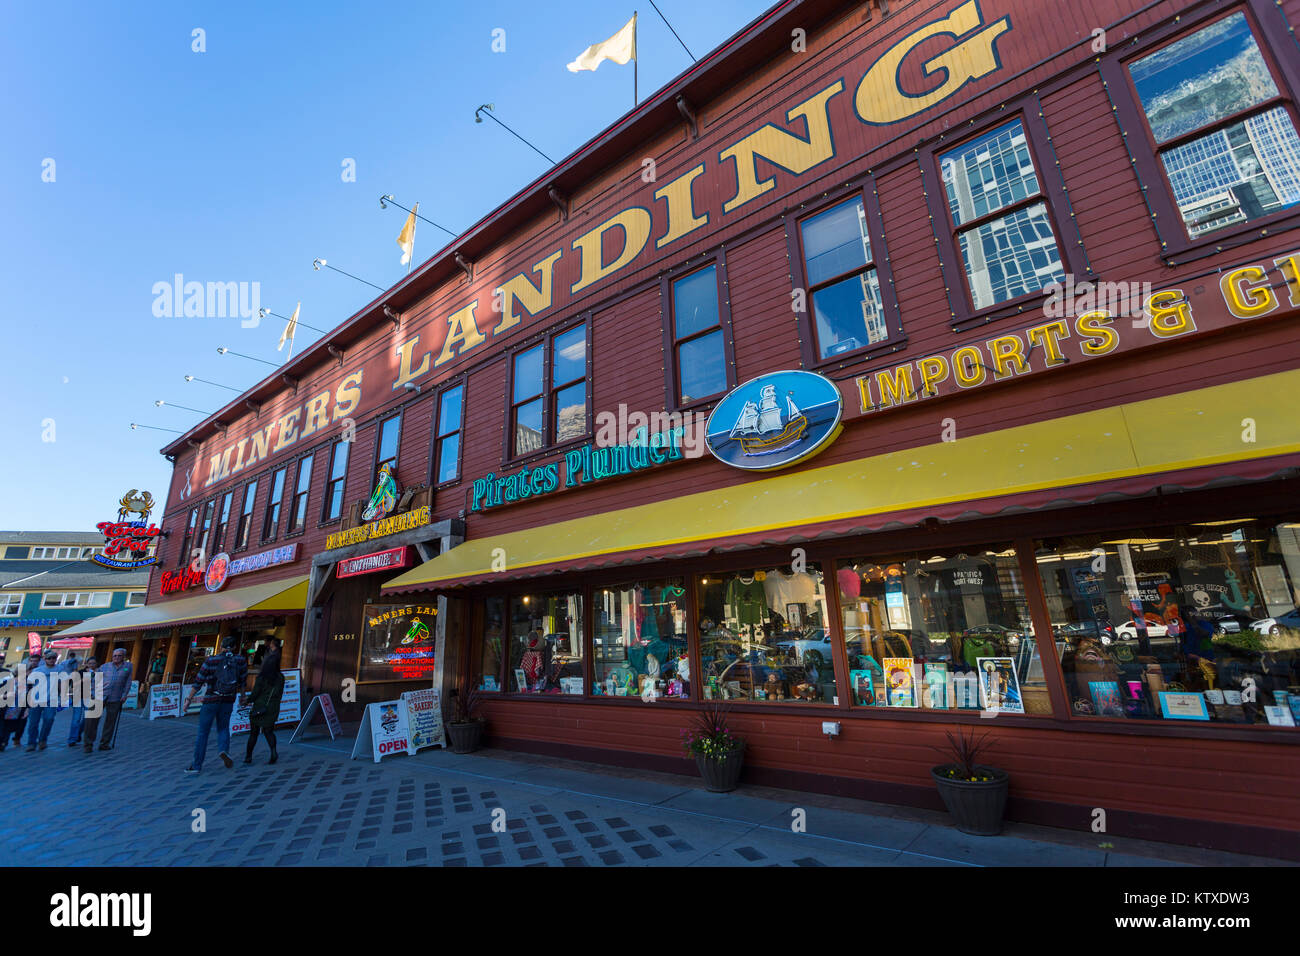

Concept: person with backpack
[[183, 636, 248, 774]]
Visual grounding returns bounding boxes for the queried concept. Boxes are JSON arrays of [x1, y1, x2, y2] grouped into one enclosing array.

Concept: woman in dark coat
[[244, 638, 284, 764]]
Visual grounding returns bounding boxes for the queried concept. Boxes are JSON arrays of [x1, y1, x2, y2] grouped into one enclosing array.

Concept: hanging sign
[[92, 490, 162, 569], [148, 682, 183, 720], [401, 687, 445, 752], [705, 371, 844, 471], [337, 546, 411, 579], [350, 698, 411, 762]]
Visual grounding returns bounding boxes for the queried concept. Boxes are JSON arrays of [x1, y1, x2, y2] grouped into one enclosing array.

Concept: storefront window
[[478, 596, 505, 692], [836, 547, 1048, 715], [592, 579, 689, 701], [506, 592, 584, 694], [696, 566, 833, 704], [357, 602, 438, 683], [1036, 518, 1300, 727]]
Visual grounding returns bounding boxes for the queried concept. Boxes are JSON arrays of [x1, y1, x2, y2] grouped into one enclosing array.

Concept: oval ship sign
[[705, 370, 843, 471]]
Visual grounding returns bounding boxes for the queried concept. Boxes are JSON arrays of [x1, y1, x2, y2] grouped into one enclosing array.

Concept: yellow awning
[[383, 368, 1300, 592], [51, 575, 309, 638]]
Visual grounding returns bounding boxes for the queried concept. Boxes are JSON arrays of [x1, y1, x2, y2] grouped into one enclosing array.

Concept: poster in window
[[357, 604, 437, 683], [849, 669, 874, 705], [882, 658, 917, 708], [976, 657, 1024, 714], [1087, 680, 1124, 717]]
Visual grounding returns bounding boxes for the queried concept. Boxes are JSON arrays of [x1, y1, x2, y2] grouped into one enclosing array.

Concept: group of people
[[0, 635, 286, 771], [0, 646, 133, 752]]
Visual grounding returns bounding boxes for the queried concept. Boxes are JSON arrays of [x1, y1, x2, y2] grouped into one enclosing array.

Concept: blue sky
[[0, 0, 772, 530]]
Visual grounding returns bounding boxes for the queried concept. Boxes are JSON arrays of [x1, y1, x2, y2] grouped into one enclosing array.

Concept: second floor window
[[213, 492, 233, 552], [509, 323, 589, 457], [178, 507, 198, 566], [323, 441, 350, 521], [126, 592, 145, 607], [938, 118, 1066, 311], [263, 467, 287, 542], [196, 500, 215, 564], [288, 454, 314, 533], [434, 383, 463, 485], [42, 592, 111, 609], [235, 480, 257, 550], [670, 265, 729, 404], [1127, 10, 1300, 240], [798, 198, 888, 360], [376, 414, 401, 477], [0, 594, 21, 615]]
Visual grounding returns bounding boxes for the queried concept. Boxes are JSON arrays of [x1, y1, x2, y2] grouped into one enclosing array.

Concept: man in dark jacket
[[183, 636, 248, 773]]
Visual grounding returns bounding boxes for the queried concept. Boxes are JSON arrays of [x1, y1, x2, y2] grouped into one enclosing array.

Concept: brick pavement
[[0, 707, 1287, 867]]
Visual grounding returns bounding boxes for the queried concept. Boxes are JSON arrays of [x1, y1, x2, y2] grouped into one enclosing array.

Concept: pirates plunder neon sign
[[471, 425, 693, 512]]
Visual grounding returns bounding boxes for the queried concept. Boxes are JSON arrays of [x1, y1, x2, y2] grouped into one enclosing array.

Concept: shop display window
[[835, 548, 1049, 715], [696, 566, 834, 704], [1035, 518, 1300, 727], [592, 578, 689, 701], [505, 591, 584, 695], [357, 602, 438, 683], [478, 596, 505, 692]]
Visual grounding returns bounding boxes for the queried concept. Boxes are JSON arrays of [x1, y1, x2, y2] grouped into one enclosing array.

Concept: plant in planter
[[930, 727, 1009, 836], [445, 683, 485, 754], [680, 701, 745, 792]]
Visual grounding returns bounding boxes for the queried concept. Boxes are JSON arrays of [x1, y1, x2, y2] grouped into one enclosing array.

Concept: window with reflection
[[1128, 11, 1300, 239], [1036, 517, 1300, 726], [798, 196, 888, 359], [593, 578, 689, 700], [670, 265, 729, 404], [505, 591, 585, 694], [696, 566, 833, 704], [478, 596, 505, 692], [376, 414, 401, 474], [434, 383, 463, 485], [835, 547, 1048, 714]]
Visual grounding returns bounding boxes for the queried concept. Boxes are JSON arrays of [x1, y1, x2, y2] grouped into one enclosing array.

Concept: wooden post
[[162, 628, 182, 683]]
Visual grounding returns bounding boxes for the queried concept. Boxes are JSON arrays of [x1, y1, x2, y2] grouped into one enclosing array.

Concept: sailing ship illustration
[[728, 384, 807, 455]]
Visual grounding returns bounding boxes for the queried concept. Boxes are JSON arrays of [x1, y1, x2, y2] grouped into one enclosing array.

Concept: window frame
[[920, 101, 1088, 331], [177, 507, 199, 567], [502, 316, 593, 465], [233, 478, 258, 552], [195, 499, 216, 566], [1100, 0, 1300, 264], [660, 253, 738, 413], [126, 592, 146, 607], [430, 376, 467, 489], [0, 593, 21, 616], [286, 451, 315, 536], [787, 183, 907, 371], [213, 491, 233, 554], [372, 412, 403, 483], [321, 439, 351, 523], [261, 466, 288, 544]]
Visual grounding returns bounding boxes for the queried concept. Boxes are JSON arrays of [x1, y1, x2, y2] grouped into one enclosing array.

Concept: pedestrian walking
[[0, 666, 22, 752], [23, 650, 61, 751], [244, 637, 283, 765], [183, 636, 248, 774], [65, 656, 96, 747], [81, 647, 132, 753]]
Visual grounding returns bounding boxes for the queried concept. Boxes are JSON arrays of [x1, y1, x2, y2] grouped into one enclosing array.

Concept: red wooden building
[[68, 0, 1300, 857]]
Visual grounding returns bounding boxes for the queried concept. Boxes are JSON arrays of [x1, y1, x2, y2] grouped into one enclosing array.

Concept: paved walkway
[[0, 707, 1287, 867]]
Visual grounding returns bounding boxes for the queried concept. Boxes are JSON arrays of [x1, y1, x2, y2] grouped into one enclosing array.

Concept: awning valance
[[50, 576, 309, 639], [381, 368, 1300, 593]]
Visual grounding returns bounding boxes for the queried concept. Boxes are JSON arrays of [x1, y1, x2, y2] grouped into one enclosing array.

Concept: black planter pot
[[931, 765, 1009, 836], [694, 744, 745, 792], [447, 719, 484, 754]]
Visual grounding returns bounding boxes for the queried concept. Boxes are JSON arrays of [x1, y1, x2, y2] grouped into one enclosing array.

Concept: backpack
[[212, 654, 241, 697]]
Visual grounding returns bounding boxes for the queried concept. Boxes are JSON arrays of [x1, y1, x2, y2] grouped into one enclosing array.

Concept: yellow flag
[[277, 301, 300, 352], [397, 202, 419, 266], [567, 14, 636, 72]]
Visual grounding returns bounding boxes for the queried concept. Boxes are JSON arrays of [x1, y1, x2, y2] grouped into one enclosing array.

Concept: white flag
[[277, 302, 300, 352], [567, 14, 636, 73], [397, 202, 419, 266]]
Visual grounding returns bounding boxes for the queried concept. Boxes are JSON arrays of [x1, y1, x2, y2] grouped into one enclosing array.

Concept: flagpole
[[634, 11, 638, 107], [408, 212, 417, 277]]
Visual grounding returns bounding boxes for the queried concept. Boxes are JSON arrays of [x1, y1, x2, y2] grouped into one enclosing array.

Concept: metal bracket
[[675, 94, 698, 139], [454, 252, 473, 281], [547, 186, 569, 221]]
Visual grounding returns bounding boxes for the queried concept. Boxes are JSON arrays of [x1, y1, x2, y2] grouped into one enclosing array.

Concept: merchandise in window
[[1128, 11, 1300, 239], [505, 592, 584, 694], [798, 197, 888, 359], [939, 119, 1066, 311], [696, 566, 833, 704], [836, 548, 1049, 714], [1036, 517, 1300, 726], [478, 596, 505, 692], [592, 579, 689, 700]]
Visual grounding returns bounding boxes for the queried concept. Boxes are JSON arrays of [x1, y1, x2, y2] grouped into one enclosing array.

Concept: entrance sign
[[290, 692, 342, 743], [148, 683, 183, 720], [337, 546, 411, 579], [358, 603, 437, 683], [351, 699, 411, 762], [401, 688, 445, 752], [705, 371, 844, 471]]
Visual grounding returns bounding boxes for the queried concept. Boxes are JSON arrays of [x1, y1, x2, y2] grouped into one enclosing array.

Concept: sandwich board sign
[[351, 698, 411, 762], [401, 687, 445, 753], [147, 683, 183, 720], [289, 692, 343, 743], [231, 669, 303, 735]]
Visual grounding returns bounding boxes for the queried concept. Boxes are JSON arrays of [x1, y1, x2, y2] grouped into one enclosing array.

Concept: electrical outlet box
[[822, 721, 841, 736]]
